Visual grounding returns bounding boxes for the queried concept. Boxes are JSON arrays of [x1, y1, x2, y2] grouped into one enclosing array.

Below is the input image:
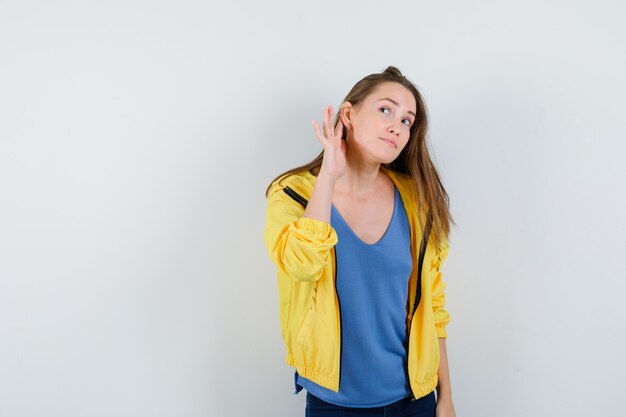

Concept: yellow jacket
[[263, 166, 451, 400]]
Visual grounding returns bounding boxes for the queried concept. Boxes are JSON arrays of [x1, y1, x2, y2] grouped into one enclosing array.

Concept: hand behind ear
[[312, 104, 346, 180]]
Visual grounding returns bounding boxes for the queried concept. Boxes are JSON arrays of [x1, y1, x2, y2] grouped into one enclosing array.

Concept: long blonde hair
[[265, 66, 454, 246]]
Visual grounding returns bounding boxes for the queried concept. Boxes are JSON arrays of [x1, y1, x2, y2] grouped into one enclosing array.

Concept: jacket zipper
[[284, 186, 309, 207], [334, 248, 342, 389], [283, 185, 343, 389], [408, 213, 433, 401]]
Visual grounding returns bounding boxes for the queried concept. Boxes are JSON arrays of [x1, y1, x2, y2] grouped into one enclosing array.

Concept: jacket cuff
[[294, 217, 337, 241], [435, 324, 448, 339]]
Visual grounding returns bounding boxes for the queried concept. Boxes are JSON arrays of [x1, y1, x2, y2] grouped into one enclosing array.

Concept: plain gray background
[[1, 1, 625, 416]]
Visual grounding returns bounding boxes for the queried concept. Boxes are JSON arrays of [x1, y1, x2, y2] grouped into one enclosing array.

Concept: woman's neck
[[333, 152, 385, 201]]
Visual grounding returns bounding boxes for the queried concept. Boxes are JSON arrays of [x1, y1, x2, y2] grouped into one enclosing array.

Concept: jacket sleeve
[[431, 240, 451, 338], [264, 186, 338, 283]]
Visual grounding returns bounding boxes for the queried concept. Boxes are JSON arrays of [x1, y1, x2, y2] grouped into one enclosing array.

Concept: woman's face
[[343, 82, 417, 163]]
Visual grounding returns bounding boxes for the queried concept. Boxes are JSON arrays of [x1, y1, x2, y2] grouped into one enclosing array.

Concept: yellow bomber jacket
[[263, 166, 451, 400]]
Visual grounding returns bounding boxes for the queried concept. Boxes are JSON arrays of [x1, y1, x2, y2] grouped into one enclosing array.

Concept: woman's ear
[[339, 102, 353, 127]]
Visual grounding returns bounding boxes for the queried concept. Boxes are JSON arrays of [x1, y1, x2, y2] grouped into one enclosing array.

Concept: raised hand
[[312, 105, 347, 181]]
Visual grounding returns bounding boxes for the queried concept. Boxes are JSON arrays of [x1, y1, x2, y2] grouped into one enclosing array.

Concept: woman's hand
[[436, 397, 457, 417], [312, 105, 346, 181]]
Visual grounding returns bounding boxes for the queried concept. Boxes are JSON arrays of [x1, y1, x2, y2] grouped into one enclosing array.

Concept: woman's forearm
[[302, 173, 337, 224], [436, 337, 453, 401]]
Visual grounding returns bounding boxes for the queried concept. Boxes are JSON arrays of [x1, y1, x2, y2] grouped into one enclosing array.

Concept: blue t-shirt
[[296, 185, 413, 407]]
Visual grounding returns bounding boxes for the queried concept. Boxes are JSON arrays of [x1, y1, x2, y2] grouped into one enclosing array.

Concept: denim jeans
[[305, 391, 436, 417]]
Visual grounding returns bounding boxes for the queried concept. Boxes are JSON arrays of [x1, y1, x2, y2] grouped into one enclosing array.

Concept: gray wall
[[1, 1, 625, 416]]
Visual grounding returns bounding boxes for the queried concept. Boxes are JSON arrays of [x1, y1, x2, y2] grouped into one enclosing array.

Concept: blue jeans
[[305, 391, 436, 417]]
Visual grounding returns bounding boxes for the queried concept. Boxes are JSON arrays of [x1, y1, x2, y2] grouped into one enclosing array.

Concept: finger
[[312, 120, 325, 145], [325, 105, 334, 140], [322, 106, 329, 140], [334, 117, 344, 140]]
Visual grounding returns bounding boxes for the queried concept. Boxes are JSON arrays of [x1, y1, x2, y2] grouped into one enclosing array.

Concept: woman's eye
[[380, 107, 411, 127]]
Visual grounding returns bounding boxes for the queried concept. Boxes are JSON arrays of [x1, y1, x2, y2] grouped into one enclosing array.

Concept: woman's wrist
[[316, 170, 341, 185], [436, 387, 452, 402]]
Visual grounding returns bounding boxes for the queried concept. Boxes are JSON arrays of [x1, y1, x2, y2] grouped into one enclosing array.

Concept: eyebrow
[[376, 98, 416, 118]]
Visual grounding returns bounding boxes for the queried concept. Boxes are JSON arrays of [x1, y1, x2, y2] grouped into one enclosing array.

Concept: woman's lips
[[380, 137, 397, 148]]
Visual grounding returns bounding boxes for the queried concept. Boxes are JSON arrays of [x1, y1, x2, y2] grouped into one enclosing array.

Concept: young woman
[[264, 66, 456, 417]]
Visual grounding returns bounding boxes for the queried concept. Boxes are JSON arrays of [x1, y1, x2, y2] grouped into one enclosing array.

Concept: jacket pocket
[[296, 304, 316, 345]]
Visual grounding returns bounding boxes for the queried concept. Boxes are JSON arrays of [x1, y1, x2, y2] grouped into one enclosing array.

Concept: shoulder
[[383, 167, 417, 198], [267, 169, 317, 201]]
